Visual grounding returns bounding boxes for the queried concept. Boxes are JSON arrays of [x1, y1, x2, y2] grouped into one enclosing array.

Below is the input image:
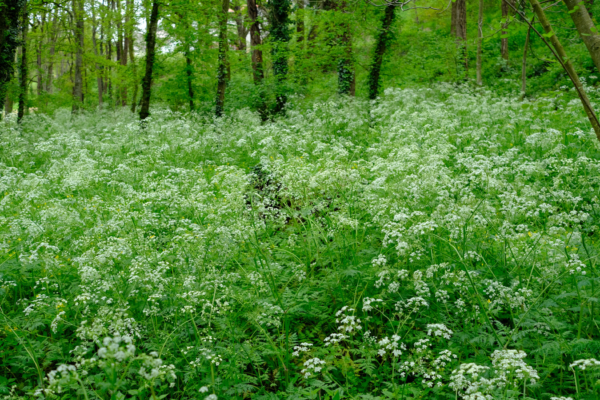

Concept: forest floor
[[1, 84, 600, 399]]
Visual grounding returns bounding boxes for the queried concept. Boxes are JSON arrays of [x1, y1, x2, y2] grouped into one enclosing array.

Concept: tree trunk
[[184, 51, 194, 111], [528, 0, 600, 141], [119, 0, 128, 106], [451, 1, 457, 36], [270, 0, 291, 114], [0, 0, 25, 120], [455, 0, 467, 78], [501, 0, 510, 61], [18, 9, 27, 122], [36, 12, 44, 97], [368, 4, 395, 100], [5, 95, 13, 114], [72, 0, 84, 113], [92, 5, 103, 106], [476, 0, 483, 85], [337, 2, 355, 96], [45, 11, 57, 94], [247, 0, 267, 119], [248, 0, 264, 85], [139, 0, 159, 120], [563, 0, 600, 74], [520, 19, 532, 100], [127, 0, 137, 113], [215, 0, 231, 117]]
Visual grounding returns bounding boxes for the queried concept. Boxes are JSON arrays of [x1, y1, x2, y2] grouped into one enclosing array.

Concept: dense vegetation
[[2, 0, 600, 399]]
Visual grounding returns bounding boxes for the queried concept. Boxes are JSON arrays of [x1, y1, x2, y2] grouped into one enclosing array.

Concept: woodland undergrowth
[[1, 84, 600, 399]]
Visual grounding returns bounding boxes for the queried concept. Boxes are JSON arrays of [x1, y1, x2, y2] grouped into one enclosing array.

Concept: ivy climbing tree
[[368, 3, 395, 100], [269, 0, 291, 114], [0, 0, 26, 120]]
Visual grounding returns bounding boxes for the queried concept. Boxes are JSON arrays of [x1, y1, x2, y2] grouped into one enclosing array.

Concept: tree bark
[[5, 95, 13, 114], [36, 11, 44, 97], [139, 0, 159, 120], [520, 19, 533, 100], [368, 4, 395, 100], [72, 0, 84, 113], [127, 0, 137, 113], [215, 0, 230, 117], [456, 0, 467, 77], [92, 4, 104, 106], [270, 0, 291, 114], [119, 0, 128, 106], [563, 0, 600, 74], [501, 0, 510, 61], [248, 0, 264, 85], [0, 0, 25, 120], [18, 9, 27, 122], [528, 0, 600, 141], [45, 10, 58, 93], [337, 2, 355, 96], [476, 0, 483, 85]]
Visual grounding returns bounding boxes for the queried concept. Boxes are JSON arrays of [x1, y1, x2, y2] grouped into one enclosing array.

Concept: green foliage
[[2, 83, 600, 399]]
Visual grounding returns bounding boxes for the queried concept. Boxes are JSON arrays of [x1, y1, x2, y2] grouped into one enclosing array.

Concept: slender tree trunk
[[338, 24, 355, 96], [528, 0, 600, 141], [368, 4, 395, 100], [247, 0, 267, 119], [451, 1, 457, 36], [270, 0, 291, 114], [5, 96, 13, 114], [456, 0, 467, 78], [476, 0, 483, 85], [215, 0, 230, 117], [45, 11, 57, 93], [128, 0, 138, 114], [185, 49, 194, 111], [18, 9, 28, 122], [36, 12, 44, 97], [501, 0, 510, 61], [92, 5, 104, 106], [139, 0, 159, 120], [72, 0, 84, 113], [119, 0, 128, 106], [563, 0, 600, 74], [248, 0, 264, 84], [520, 19, 533, 100]]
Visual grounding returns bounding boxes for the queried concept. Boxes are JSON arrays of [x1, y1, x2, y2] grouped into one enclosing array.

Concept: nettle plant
[[0, 84, 600, 399]]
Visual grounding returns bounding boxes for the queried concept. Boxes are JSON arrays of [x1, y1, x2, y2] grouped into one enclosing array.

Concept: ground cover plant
[[1, 83, 600, 399]]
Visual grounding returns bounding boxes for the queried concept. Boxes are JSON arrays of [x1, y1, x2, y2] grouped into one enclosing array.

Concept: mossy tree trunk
[[367, 4, 395, 100], [18, 8, 27, 122], [72, 0, 84, 113], [215, 0, 230, 118], [139, 0, 159, 120], [270, 0, 291, 114]]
